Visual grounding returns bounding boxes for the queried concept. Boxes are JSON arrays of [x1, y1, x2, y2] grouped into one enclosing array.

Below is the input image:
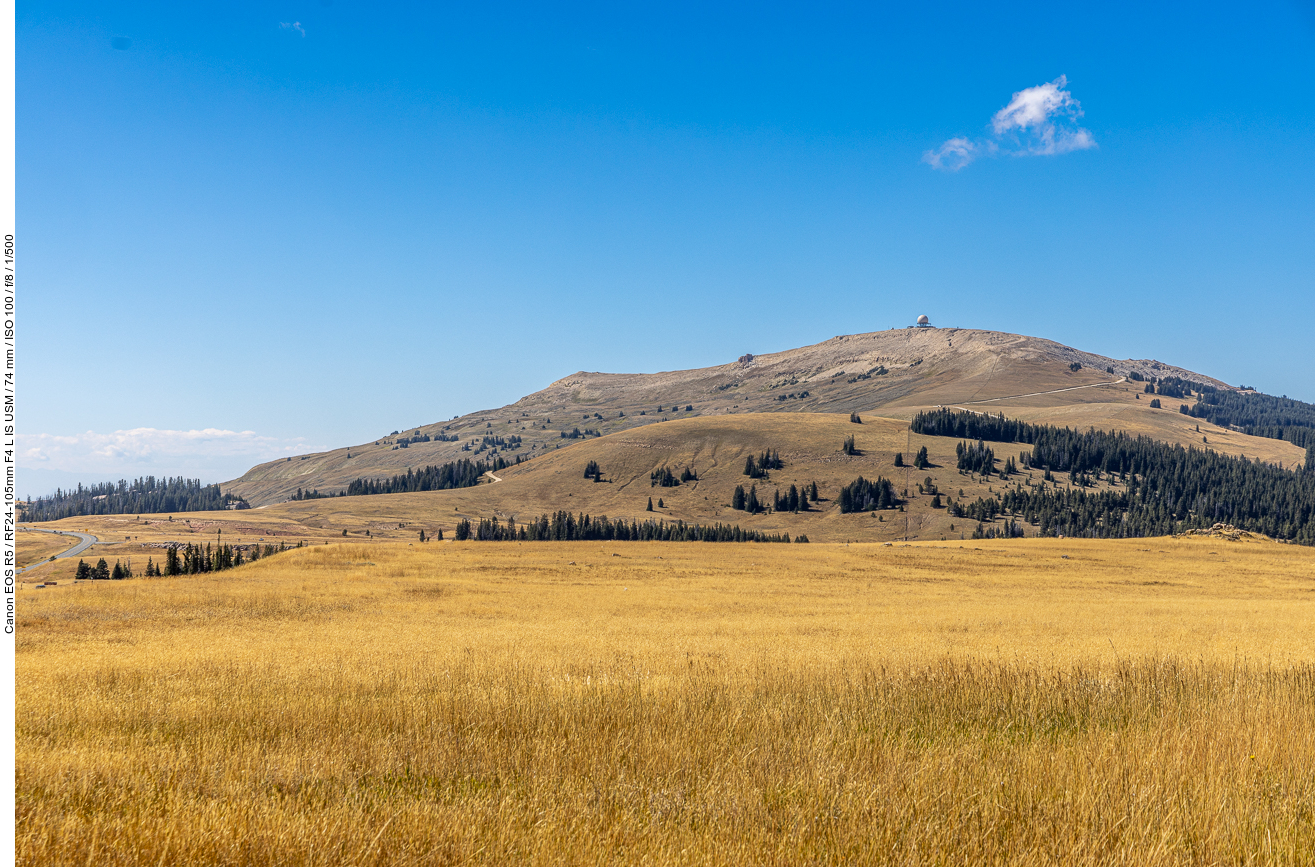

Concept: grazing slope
[[226, 327, 1297, 507]]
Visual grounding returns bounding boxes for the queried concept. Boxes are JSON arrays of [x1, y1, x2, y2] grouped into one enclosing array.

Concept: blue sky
[[19, 2, 1315, 491]]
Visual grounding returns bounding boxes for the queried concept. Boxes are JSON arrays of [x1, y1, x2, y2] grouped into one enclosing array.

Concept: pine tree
[[657, 498, 665, 509], [646, 497, 654, 512], [894, 452, 904, 467], [75, 559, 91, 580], [732, 485, 746, 510]]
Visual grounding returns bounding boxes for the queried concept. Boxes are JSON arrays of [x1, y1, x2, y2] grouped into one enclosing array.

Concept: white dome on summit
[[917, 314, 930, 326]]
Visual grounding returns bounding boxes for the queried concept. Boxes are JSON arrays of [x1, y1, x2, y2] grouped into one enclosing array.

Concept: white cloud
[[18, 427, 315, 485], [925, 75, 1096, 171], [921, 137, 981, 172], [280, 21, 306, 37]]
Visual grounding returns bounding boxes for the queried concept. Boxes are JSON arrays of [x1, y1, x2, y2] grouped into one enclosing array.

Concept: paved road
[[15, 526, 99, 575]]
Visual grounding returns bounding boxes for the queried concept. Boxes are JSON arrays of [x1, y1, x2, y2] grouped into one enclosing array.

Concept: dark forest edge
[[340, 456, 514, 497], [72, 540, 300, 581], [25, 477, 248, 522], [455, 511, 806, 543], [910, 409, 1315, 545], [296, 456, 519, 500], [1151, 377, 1315, 451]]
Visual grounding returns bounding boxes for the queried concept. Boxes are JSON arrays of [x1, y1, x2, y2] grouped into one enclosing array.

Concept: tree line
[[291, 488, 342, 501], [26, 476, 248, 521], [344, 457, 511, 497], [912, 409, 1315, 545], [73, 558, 134, 580], [74, 540, 298, 580], [731, 482, 817, 514], [453, 511, 806, 543], [1184, 387, 1315, 450]]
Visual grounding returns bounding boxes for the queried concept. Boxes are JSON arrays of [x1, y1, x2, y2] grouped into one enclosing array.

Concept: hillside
[[32, 402, 1310, 564], [29, 412, 1074, 549], [225, 326, 1296, 507]]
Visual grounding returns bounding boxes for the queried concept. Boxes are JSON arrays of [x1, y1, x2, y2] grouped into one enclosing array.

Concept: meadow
[[16, 537, 1315, 865], [14, 529, 80, 568]]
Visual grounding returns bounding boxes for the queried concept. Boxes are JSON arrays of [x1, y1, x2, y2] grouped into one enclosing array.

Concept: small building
[[916, 315, 932, 327]]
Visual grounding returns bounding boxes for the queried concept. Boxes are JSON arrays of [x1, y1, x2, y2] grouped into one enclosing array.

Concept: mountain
[[222, 327, 1297, 507]]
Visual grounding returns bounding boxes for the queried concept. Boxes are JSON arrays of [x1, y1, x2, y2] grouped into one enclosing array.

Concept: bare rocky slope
[[224, 327, 1240, 507]]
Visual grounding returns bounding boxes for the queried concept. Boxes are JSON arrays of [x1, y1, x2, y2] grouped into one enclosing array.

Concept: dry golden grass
[[15, 529, 81, 567], [17, 536, 1315, 865]]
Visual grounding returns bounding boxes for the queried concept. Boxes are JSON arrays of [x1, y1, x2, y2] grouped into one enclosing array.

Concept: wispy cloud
[[280, 21, 306, 37], [19, 428, 315, 484], [924, 75, 1096, 171], [921, 137, 983, 172]]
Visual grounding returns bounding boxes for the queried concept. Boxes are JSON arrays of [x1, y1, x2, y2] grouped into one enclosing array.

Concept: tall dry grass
[[17, 539, 1315, 865]]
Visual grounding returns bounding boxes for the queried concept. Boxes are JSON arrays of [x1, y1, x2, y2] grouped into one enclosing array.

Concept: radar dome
[[917, 314, 930, 325]]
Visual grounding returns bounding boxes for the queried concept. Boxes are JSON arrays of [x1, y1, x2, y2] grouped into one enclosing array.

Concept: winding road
[[16, 526, 99, 575]]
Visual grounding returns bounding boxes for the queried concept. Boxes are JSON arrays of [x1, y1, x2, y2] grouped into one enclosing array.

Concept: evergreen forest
[[26, 477, 248, 521], [453, 511, 803, 543], [837, 476, 899, 513], [911, 409, 1315, 545], [1184, 388, 1315, 450], [344, 457, 512, 497]]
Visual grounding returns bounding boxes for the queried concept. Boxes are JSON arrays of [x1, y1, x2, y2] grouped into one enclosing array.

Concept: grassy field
[[17, 536, 1315, 865], [15, 528, 81, 567]]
